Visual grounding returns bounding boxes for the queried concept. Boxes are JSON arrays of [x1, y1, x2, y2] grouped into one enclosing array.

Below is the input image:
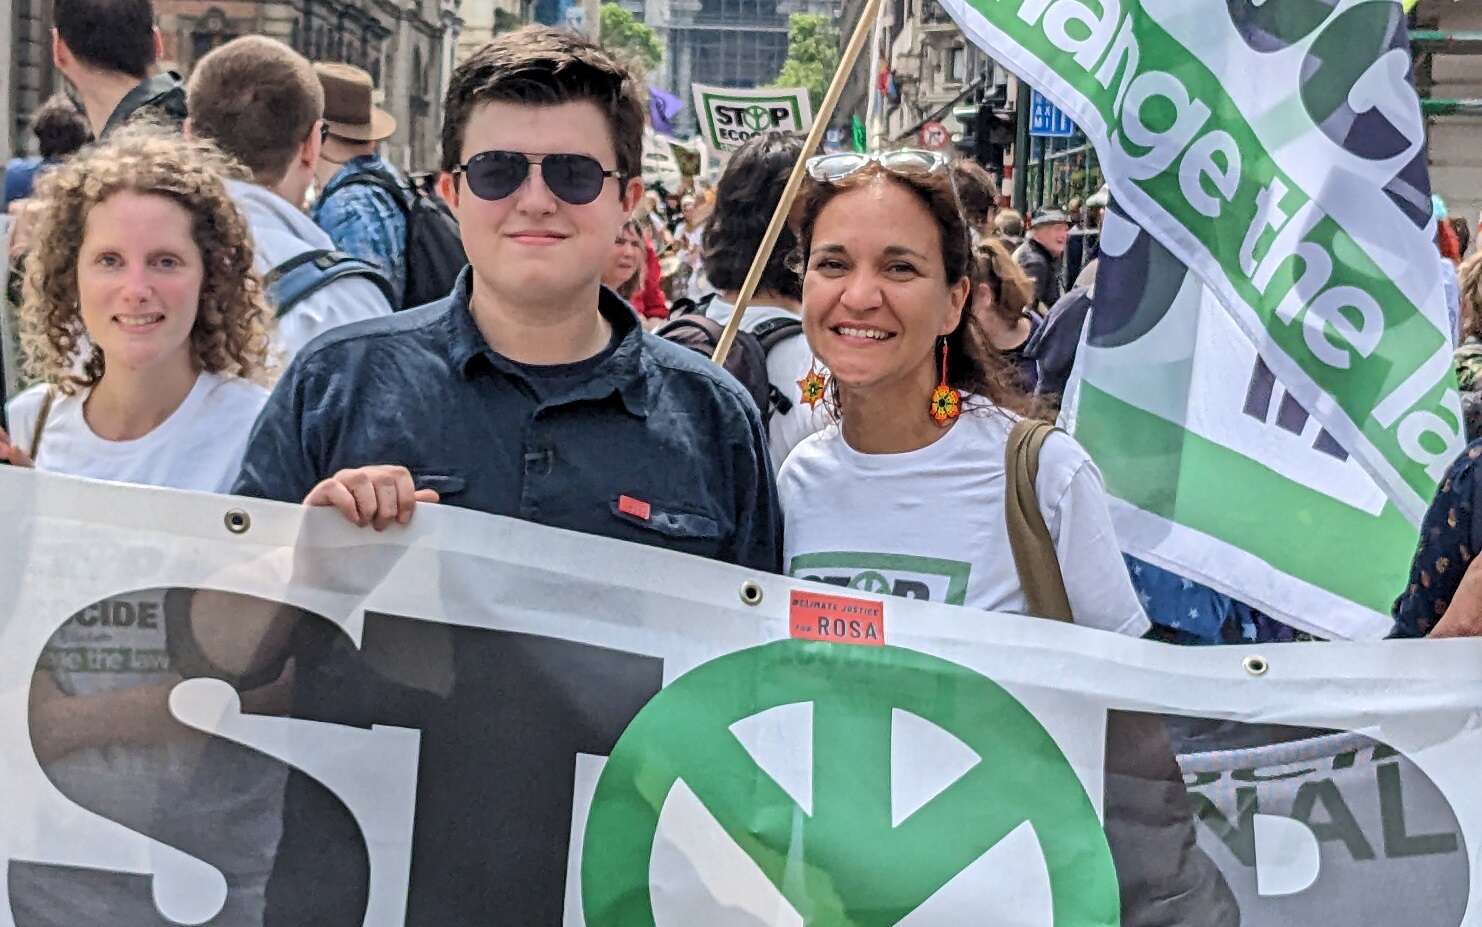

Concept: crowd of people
[[3, 2, 1482, 672]]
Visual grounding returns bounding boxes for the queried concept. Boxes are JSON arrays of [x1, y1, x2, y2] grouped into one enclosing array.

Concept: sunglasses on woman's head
[[804, 149, 950, 183], [451, 150, 623, 206]]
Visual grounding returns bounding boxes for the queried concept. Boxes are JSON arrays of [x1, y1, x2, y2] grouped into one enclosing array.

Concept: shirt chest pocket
[[607, 496, 728, 560], [409, 470, 467, 501]]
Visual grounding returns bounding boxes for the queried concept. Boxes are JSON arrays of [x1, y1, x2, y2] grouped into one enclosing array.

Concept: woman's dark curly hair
[[793, 161, 1043, 419], [20, 126, 271, 394], [702, 130, 804, 301]]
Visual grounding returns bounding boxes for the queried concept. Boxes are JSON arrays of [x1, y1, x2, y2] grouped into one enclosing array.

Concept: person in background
[[51, 0, 187, 138], [972, 238, 1041, 392], [700, 130, 829, 471], [951, 158, 999, 243], [993, 208, 1025, 250], [1452, 252, 1482, 440], [311, 62, 409, 307], [1014, 207, 1070, 311], [4, 95, 91, 210], [779, 149, 1148, 636], [602, 218, 649, 309], [186, 36, 393, 361], [1451, 215, 1472, 260], [0, 127, 280, 926]]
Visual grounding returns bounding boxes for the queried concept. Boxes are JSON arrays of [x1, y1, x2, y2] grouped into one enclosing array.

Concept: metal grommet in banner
[[1243, 655, 1269, 677], [224, 509, 251, 535], [739, 581, 764, 607]]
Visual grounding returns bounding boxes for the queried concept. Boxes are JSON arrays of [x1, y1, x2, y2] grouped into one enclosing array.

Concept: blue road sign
[[1029, 90, 1076, 138]]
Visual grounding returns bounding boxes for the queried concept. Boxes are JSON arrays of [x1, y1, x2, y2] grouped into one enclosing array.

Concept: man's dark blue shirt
[[234, 269, 781, 571], [234, 271, 780, 924]]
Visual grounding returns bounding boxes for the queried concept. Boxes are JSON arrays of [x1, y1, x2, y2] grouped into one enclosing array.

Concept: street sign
[[1029, 90, 1075, 137], [917, 120, 951, 150]]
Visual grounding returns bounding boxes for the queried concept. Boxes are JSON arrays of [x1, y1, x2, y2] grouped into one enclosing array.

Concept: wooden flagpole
[[709, 0, 886, 366]]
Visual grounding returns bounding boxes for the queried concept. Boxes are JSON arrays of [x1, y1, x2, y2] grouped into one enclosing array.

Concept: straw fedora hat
[[314, 62, 396, 142]]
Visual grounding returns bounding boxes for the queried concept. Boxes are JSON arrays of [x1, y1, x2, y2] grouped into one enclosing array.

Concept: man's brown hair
[[186, 36, 323, 186], [441, 26, 644, 185]]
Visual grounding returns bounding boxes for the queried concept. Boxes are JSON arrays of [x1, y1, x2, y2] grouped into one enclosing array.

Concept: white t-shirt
[[704, 297, 832, 473], [778, 403, 1150, 636], [5, 371, 268, 492]]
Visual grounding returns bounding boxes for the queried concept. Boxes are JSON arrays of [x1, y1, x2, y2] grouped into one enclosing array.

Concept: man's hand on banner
[[1431, 556, 1482, 639], [304, 465, 440, 530], [0, 425, 35, 467]]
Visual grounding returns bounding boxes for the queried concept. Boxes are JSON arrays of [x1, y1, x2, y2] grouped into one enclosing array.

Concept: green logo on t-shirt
[[788, 552, 973, 605]]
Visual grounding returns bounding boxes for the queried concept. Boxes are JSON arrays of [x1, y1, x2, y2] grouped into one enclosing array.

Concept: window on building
[[682, 27, 788, 87], [949, 45, 965, 84], [190, 8, 238, 68]]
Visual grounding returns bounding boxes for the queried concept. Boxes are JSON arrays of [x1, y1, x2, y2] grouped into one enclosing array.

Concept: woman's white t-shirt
[[778, 403, 1150, 636], [5, 371, 268, 492]]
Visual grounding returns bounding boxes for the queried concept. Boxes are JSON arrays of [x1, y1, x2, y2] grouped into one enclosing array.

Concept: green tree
[[774, 13, 839, 112], [599, 3, 664, 75]]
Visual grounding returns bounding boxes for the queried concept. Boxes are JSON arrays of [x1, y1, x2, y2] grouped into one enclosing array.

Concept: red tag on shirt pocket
[[790, 590, 885, 646], [618, 495, 652, 521]]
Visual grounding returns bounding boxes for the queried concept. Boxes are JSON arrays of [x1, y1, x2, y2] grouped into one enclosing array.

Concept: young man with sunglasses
[[235, 26, 780, 562], [226, 28, 779, 923]]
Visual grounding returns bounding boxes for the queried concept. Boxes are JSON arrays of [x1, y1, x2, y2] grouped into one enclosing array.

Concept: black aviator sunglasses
[[451, 151, 623, 206]]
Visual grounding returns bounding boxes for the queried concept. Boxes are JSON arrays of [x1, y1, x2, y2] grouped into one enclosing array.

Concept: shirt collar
[[445, 272, 650, 417], [323, 155, 390, 194], [102, 71, 183, 137]]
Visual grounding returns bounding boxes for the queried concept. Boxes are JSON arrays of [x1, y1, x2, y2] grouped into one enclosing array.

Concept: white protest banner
[[641, 128, 683, 189], [691, 83, 814, 153], [936, 0, 1462, 522], [4, 468, 1482, 925], [1061, 204, 1417, 640]]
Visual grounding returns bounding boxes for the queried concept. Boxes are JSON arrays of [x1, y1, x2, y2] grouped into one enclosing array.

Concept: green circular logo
[[742, 104, 772, 132], [848, 570, 893, 594], [581, 640, 1118, 924]]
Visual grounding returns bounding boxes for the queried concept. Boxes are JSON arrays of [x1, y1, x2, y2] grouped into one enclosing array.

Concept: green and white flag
[[1062, 209, 1417, 638], [933, 0, 1461, 517], [691, 83, 814, 153], [934, 0, 1461, 637]]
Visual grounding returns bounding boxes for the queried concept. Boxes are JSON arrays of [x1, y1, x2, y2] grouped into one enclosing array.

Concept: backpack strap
[[1004, 418, 1073, 622], [750, 315, 804, 417], [320, 168, 412, 217], [265, 249, 395, 318], [750, 315, 803, 350], [653, 313, 724, 341], [29, 387, 55, 463]]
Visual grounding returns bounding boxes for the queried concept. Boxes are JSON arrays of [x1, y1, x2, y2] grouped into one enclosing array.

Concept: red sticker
[[618, 495, 652, 521], [789, 590, 885, 647]]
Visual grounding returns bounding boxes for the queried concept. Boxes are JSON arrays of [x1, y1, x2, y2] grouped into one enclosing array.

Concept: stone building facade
[[1418, 0, 1482, 234], [5, 0, 463, 172]]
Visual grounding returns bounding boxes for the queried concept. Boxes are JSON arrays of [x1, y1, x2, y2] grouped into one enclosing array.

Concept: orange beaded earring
[[929, 337, 961, 426], [798, 358, 829, 409]]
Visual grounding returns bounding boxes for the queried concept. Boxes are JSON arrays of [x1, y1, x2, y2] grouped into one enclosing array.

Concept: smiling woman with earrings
[[777, 150, 1149, 635]]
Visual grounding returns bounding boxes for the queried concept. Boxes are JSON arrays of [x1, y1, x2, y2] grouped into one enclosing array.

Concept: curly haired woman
[[0, 128, 285, 925], [0, 126, 271, 490]]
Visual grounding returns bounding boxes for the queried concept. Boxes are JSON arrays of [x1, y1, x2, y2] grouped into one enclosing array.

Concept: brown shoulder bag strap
[[1004, 417, 1074, 622], [28, 388, 56, 463]]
